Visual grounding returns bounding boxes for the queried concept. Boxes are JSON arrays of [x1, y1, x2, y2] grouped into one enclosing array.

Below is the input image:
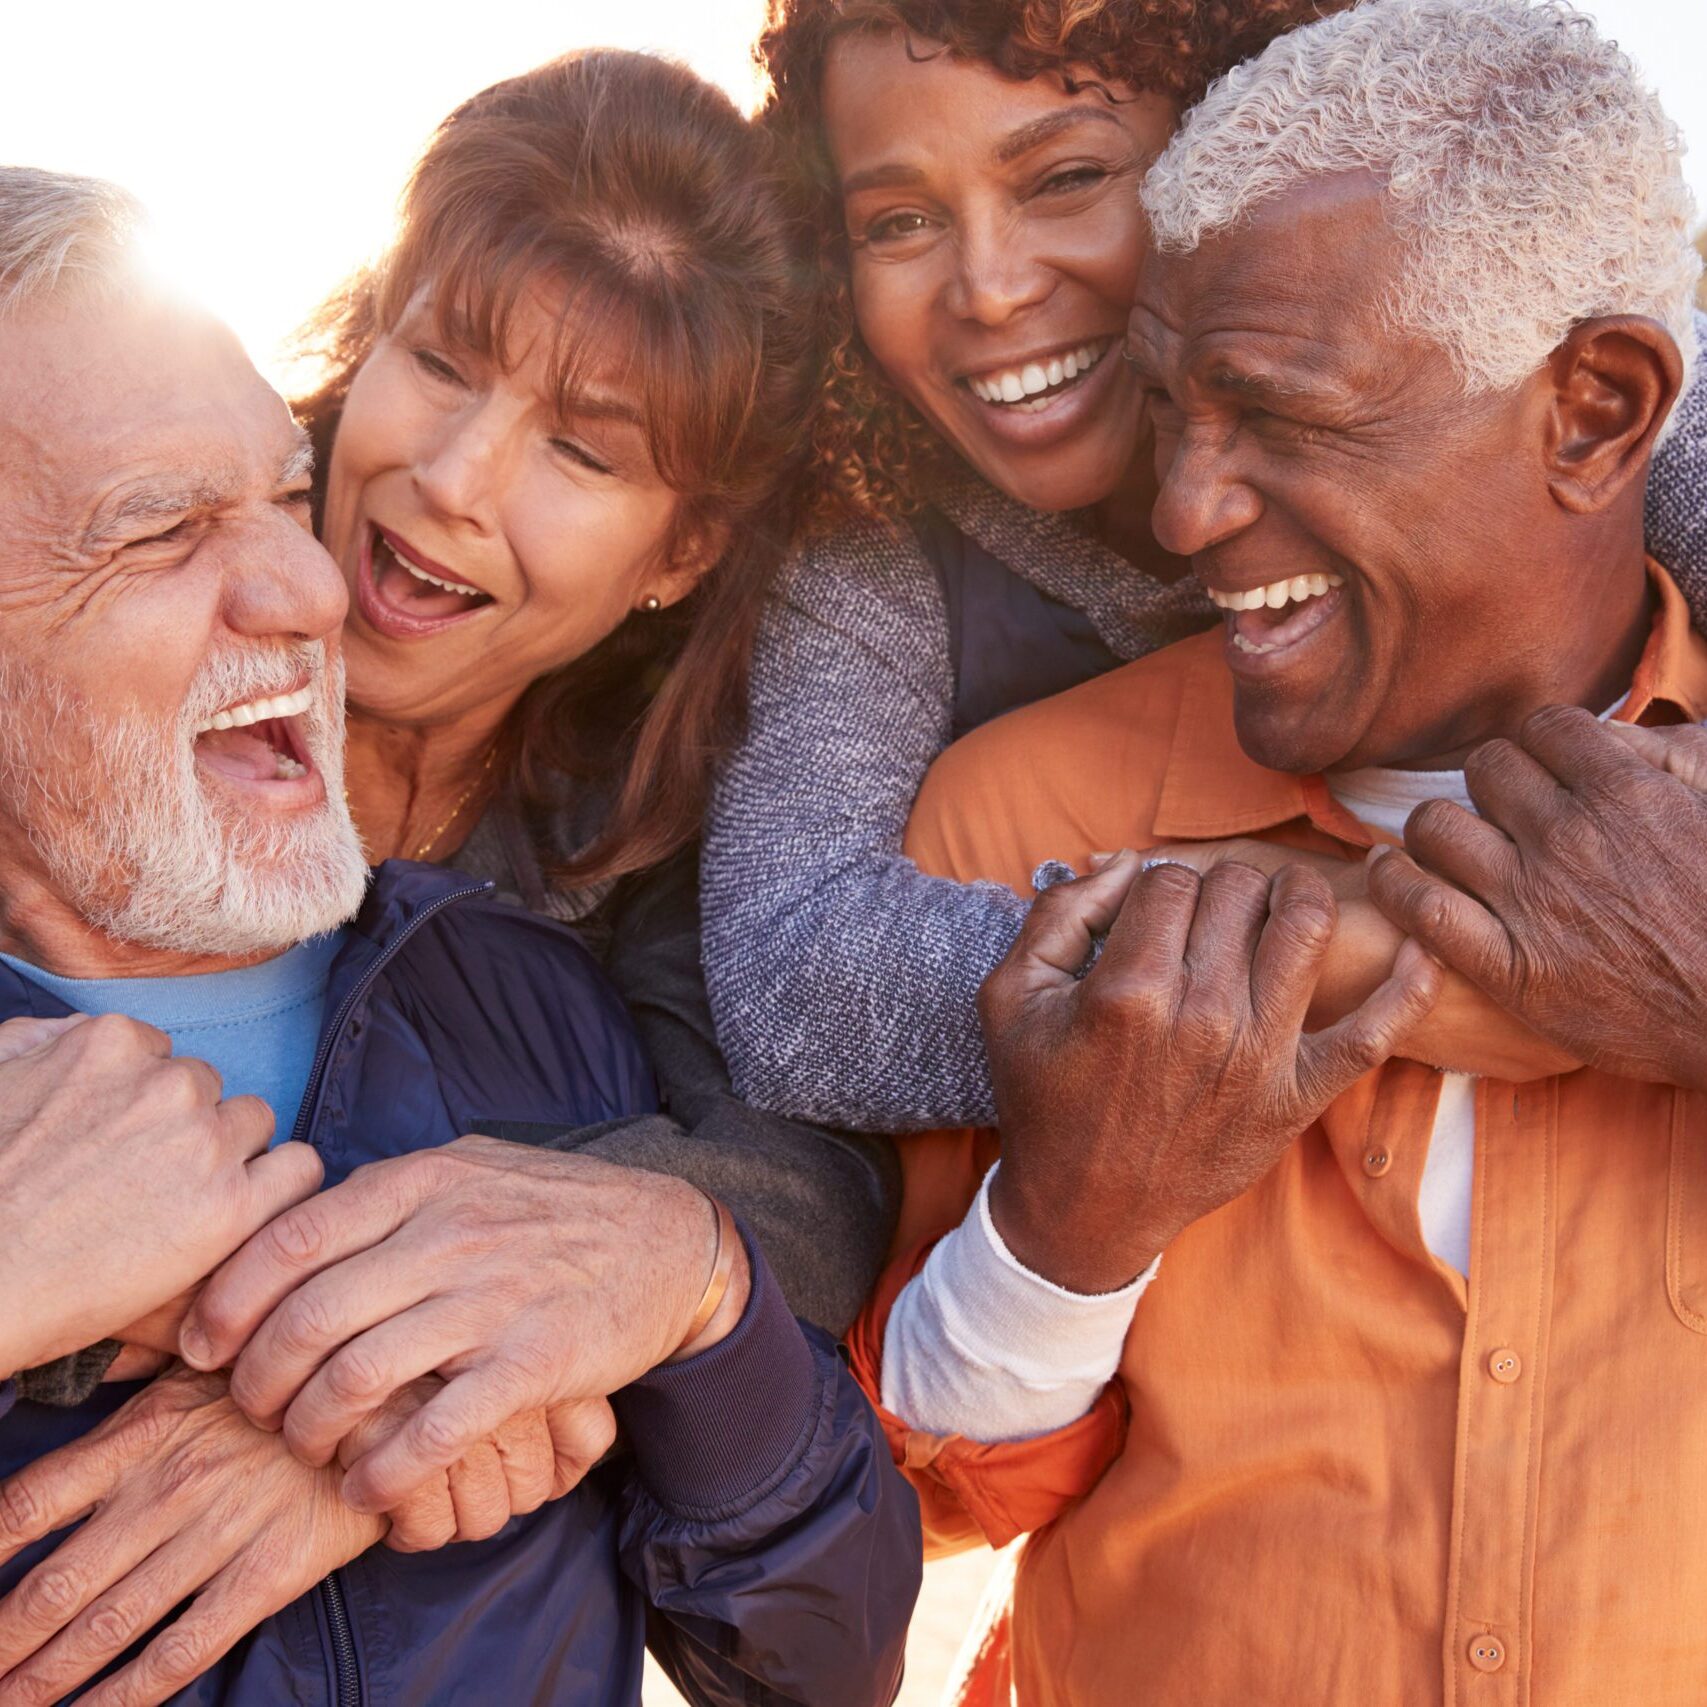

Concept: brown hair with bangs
[[295, 49, 820, 886], [758, 0, 1353, 524]]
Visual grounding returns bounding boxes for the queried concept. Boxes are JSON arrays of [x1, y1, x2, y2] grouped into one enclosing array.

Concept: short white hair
[[0, 166, 144, 318], [1142, 0, 1702, 418]]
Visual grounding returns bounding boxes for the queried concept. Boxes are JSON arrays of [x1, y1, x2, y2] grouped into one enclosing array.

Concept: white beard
[[0, 643, 369, 958]]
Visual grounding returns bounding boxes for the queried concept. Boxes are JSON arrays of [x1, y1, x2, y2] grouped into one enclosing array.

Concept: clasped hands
[[980, 707, 1707, 1299], [0, 1081, 737, 1706]]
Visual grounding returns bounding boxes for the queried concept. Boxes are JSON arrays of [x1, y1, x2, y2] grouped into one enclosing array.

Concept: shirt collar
[[1152, 558, 1706, 848]]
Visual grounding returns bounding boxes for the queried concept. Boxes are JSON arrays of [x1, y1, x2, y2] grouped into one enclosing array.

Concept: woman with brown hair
[[700, 0, 1707, 1135], [298, 48, 895, 1338]]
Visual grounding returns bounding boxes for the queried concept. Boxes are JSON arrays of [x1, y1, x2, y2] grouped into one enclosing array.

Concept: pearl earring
[[640, 594, 662, 613]]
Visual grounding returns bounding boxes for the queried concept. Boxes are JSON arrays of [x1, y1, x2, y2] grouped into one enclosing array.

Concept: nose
[[412, 400, 502, 534], [943, 208, 1053, 328], [221, 512, 348, 646], [1148, 423, 1263, 559]]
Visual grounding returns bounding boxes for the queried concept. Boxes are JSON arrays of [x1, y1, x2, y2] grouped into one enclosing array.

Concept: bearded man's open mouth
[[191, 684, 323, 802]]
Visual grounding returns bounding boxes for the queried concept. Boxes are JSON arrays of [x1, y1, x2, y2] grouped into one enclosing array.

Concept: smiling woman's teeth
[[398, 558, 484, 598], [968, 340, 1110, 406]]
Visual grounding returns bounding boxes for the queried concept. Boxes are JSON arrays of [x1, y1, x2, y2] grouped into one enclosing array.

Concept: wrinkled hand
[[0, 1014, 321, 1376], [0, 1366, 380, 1707], [179, 1139, 745, 1514], [350, 1387, 614, 1554], [1366, 706, 1707, 1088], [1147, 838, 1368, 903], [984, 851, 1440, 1294], [0, 1363, 600, 1704]]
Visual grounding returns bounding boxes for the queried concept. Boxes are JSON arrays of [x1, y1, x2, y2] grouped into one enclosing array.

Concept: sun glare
[[4, 1, 769, 387], [2, 0, 1700, 391]]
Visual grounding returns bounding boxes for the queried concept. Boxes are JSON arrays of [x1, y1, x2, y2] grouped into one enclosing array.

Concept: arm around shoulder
[[699, 527, 1025, 1133]]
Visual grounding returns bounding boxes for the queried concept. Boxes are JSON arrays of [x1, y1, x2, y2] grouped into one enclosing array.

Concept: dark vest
[[913, 507, 1120, 738]]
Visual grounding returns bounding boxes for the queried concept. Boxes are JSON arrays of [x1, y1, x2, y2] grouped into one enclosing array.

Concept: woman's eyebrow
[[993, 107, 1123, 165], [840, 161, 927, 197]]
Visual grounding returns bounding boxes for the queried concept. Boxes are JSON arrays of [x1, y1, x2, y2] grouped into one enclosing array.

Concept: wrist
[[988, 1162, 1169, 1295], [663, 1192, 750, 1363]]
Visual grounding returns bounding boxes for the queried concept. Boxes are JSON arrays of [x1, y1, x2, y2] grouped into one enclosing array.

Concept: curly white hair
[[1141, 0, 1701, 419]]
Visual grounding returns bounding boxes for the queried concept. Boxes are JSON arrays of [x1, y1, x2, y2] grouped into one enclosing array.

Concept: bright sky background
[[2, 0, 1702, 386]]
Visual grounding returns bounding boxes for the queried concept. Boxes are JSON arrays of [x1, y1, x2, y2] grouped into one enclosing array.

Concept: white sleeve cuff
[[879, 1163, 1158, 1443]]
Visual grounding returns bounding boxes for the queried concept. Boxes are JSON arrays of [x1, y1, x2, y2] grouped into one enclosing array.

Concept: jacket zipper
[[320, 1570, 362, 1707], [302, 876, 491, 1705], [289, 878, 490, 1146]]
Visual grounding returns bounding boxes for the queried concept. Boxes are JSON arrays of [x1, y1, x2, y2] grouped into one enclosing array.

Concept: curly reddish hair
[[759, 0, 1352, 525]]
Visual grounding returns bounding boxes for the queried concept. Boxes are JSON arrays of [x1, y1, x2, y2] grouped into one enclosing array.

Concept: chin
[[1232, 700, 1362, 778]]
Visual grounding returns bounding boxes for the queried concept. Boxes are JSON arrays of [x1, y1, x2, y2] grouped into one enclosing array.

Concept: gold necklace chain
[[405, 746, 498, 863]]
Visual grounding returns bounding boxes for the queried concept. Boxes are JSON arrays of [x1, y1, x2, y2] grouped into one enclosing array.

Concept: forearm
[[569, 1112, 896, 1337], [1310, 899, 1579, 1079], [880, 1165, 1152, 1442], [593, 847, 899, 1334], [616, 1236, 919, 1707], [702, 537, 1023, 1131]]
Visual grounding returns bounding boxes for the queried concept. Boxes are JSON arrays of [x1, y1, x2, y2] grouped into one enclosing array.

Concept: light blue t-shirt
[[1, 932, 346, 1143]]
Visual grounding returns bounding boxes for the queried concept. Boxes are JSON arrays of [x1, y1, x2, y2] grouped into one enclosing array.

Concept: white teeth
[[1233, 632, 1279, 655], [967, 339, 1109, 407], [400, 559, 485, 598], [274, 754, 307, 780], [193, 685, 314, 737], [381, 532, 485, 598], [1207, 572, 1345, 614]]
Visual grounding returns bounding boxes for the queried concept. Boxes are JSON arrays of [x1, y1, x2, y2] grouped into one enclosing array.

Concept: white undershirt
[[881, 726, 1646, 1442], [1324, 764, 1478, 1278]]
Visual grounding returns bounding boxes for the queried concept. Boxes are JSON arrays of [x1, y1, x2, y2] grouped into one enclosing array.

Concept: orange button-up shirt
[[853, 564, 1707, 1706]]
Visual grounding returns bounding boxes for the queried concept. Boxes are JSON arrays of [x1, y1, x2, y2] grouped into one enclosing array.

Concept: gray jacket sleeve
[[700, 527, 1024, 1134], [1647, 310, 1707, 600], [561, 847, 900, 1338]]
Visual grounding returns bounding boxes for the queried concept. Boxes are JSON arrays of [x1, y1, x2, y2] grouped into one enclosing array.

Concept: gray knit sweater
[[702, 310, 1707, 1134]]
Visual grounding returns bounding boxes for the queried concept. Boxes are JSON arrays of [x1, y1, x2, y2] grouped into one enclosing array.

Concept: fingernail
[[1142, 856, 1189, 872], [1365, 843, 1393, 864], [178, 1324, 213, 1368], [1088, 851, 1117, 870]]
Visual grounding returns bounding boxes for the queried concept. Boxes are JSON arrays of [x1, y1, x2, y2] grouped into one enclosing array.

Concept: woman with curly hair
[[701, 0, 1707, 1135]]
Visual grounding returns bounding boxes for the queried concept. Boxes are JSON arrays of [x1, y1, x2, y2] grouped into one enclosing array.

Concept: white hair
[[0, 643, 369, 959], [1141, 0, 1702, 421], [0, 165, 145, 319]]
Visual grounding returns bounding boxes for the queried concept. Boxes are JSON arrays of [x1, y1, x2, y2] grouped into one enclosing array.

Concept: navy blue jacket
[[0, 862, 919, 1706]]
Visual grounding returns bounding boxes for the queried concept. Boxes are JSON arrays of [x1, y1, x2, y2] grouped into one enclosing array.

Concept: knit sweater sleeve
[[701, 523, 1022, 1132], [1647, 310, 1707, 599]]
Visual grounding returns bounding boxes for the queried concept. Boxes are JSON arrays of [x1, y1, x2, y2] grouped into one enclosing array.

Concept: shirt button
[[1468, 1634, 1506, 1673], [1488, 1349, 1522, 1384], [1362, 1147, 1392, 1177]]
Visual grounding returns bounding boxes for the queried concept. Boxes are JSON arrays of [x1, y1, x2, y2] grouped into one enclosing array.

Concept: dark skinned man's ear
[[1543, 314, 1683, 515]]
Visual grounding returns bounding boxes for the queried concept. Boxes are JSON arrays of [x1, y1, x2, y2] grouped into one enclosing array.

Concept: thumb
[[1294, 937, 1442, 1110], [0, 1012, 88, 1067], [1007, 851, 1145, 987]]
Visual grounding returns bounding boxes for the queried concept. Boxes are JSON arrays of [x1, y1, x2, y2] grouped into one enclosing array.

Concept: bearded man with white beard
[[0, 168, 917, 1707]]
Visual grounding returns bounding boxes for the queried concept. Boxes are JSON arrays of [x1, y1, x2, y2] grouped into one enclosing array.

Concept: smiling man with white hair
[[0, 165, 919, 1707], [851, 3, 1707, 1703]]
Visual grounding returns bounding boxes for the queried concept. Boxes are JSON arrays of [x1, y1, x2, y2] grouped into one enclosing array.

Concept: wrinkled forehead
[[1128, 173, 1408, 394], [0, 295, 298, 541]]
